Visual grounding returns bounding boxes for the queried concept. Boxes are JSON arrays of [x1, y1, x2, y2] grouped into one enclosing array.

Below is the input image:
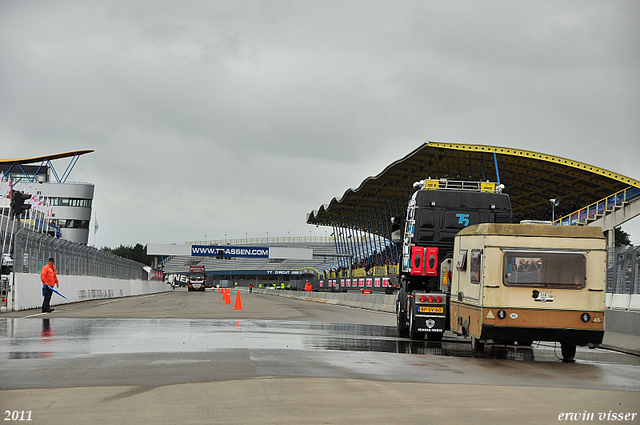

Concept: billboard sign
[[191, 245, 269, 258]]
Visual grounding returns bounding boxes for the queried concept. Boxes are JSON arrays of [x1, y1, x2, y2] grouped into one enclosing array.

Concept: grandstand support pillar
[[350, 219, 363, 264], [358, 215, 367, 261], [339, 226, 349, 269], [381, 204, 394, 263], [374, 207, 388, 265], [369, 208, 384, 265], [332, 225, 341, 266]]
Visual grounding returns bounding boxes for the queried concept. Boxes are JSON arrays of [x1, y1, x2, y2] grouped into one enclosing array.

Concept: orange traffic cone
[[224, 290, 231, 305], [233, 290, 243, 310]]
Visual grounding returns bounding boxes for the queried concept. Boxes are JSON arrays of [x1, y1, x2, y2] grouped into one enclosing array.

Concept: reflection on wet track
[[2, 315, 640, 396], [0, 316, 581, 363]]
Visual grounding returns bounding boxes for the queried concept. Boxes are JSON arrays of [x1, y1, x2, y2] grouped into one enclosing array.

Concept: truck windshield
[[190, 273, 205, 279], [502, 251, 586, 288]]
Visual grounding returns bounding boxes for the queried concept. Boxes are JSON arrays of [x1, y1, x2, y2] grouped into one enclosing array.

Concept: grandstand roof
[[0, 150, 94, 184], [0, 149, 94, 165], [307, 142, 640, 231]]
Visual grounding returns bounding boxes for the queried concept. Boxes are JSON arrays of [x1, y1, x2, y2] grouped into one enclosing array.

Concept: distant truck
[[187, 265, 206, 291], [392, 178, 512, 341], [1, 254, 13, 274]]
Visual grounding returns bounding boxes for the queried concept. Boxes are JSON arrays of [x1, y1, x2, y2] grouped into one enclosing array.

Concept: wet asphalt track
[[1, 289, 639, 424]]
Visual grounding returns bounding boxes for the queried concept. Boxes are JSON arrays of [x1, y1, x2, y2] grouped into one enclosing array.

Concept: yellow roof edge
[[427, 141, 640, 188], [0, 149, 95, 165]]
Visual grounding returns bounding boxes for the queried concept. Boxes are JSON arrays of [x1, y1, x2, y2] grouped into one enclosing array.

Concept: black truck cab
[[394, 179, 513, 340]]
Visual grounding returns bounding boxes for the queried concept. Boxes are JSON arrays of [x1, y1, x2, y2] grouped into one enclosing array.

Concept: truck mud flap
[[413, 315, 447, 333]]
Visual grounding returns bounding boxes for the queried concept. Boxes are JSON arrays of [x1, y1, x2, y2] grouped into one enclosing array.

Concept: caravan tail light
[[436, 296, 443, 303]]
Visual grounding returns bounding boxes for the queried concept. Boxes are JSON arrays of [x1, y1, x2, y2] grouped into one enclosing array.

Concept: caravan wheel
[[561, 343, 576, 362], [471, 337, 484, 357]]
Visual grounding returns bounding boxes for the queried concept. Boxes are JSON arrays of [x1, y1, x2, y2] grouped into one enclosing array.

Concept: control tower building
[[0, 150, 95, 245]]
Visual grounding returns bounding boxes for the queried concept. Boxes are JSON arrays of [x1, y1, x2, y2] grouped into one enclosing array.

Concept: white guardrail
[[2, 273, 169, 312], [606, 293, 640, 311]]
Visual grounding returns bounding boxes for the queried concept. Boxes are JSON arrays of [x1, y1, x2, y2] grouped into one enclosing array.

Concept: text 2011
[[4, 411, 32, 421]]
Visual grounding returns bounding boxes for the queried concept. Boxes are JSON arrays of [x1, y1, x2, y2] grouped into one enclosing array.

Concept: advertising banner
[[191, 245, 269, 258]]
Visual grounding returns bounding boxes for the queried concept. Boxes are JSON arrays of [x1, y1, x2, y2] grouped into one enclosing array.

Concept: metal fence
[[9, 221, 639, 293], [608, 245, 640, 294], [13, 227, 148, 280]]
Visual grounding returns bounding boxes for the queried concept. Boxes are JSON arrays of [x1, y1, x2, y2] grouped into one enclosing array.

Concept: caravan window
[[456, 250, 467, 271], [470, 250, 482, 283], [503, 251, 586, 288]]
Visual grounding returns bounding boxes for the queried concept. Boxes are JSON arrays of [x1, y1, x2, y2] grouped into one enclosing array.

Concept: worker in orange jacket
[[40, 257, 59, 313]]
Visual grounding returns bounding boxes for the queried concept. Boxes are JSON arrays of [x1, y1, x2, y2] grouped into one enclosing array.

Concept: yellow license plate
[[418, 306, 443, 313]]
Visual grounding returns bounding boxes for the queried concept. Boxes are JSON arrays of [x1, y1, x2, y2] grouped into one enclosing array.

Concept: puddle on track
[[0, 317, 605, 364]]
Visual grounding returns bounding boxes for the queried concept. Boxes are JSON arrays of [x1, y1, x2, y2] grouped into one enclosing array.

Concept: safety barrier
[[255, 288, 396, 313], [5, 273, 168, 311]]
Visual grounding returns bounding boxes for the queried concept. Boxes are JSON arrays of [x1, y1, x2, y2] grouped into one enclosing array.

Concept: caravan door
[[454, 248, 483, 337]]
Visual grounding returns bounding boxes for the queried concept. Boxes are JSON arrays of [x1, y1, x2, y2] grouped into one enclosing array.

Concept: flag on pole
[[94, 213, 99, 234]]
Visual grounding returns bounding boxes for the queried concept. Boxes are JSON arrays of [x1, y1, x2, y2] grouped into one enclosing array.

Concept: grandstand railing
[[373, 266, 388, 276], [554, 186, 640, 226]]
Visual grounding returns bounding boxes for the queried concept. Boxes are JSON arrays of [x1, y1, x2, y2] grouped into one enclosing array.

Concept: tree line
[[101, 243, 154, 265]]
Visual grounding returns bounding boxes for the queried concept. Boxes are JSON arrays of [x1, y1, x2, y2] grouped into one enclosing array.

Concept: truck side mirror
[[390, 216, 403, 244], [391, 228, 402, 244]]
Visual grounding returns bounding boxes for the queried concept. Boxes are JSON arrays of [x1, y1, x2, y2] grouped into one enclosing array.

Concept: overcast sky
[[1, 0, 639, 248]]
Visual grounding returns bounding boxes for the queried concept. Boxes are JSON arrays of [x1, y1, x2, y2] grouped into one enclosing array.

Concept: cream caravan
[[449, 223, 606, 362]]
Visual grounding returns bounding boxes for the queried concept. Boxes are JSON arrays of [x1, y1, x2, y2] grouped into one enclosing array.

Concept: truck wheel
[[561, 343, 576, 362], [426, 332, 443, 342], [471, 337, 484, 357], [397, 304, 409, 337], [396, 291, 409, 337]]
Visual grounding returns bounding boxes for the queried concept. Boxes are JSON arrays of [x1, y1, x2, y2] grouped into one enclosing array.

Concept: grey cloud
[[1, 0, 638, 246]]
